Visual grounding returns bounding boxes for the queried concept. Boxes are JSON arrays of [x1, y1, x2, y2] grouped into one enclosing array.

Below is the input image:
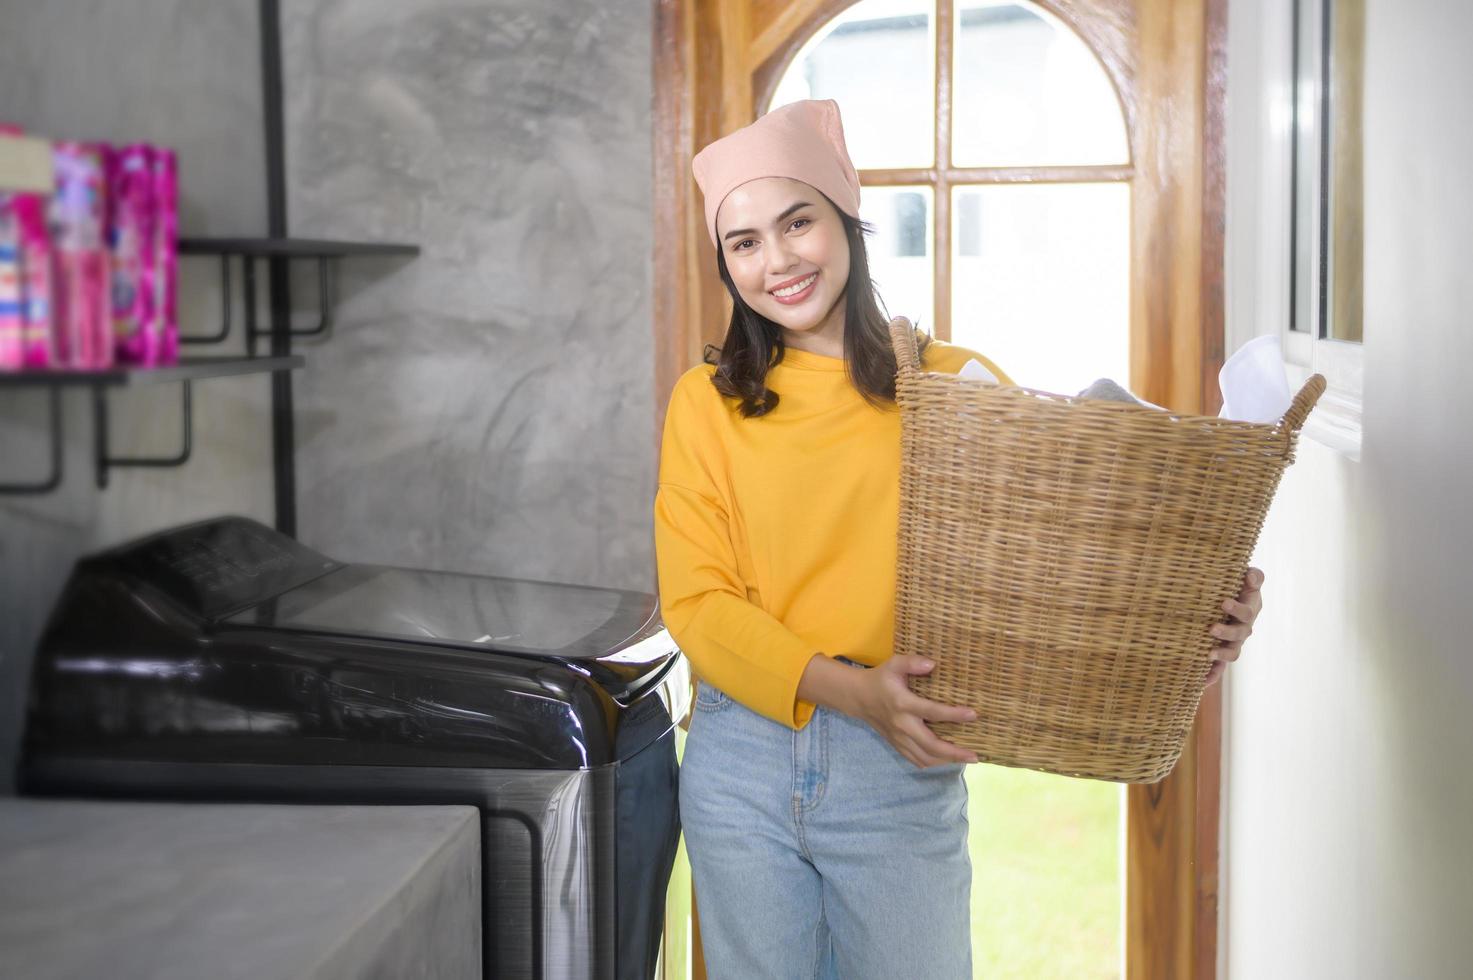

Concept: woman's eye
[[733, 220, 805, 252]]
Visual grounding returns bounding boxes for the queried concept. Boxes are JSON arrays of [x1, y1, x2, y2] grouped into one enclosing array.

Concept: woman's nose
[[766, 239, 798, 275]]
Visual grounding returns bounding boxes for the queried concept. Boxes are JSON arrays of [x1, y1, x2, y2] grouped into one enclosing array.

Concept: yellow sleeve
[[653, 372, 822, 730]]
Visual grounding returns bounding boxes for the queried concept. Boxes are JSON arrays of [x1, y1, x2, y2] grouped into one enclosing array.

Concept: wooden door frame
[[652, 1, 1228, 975]]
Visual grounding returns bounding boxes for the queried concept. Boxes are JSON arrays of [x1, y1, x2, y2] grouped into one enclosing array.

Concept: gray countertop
[[0, 799, 481, 980]]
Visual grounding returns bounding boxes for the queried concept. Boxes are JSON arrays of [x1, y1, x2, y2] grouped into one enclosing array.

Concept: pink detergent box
[[0, 122, 52, 371], [0, 194, 21, 370], [50, 141, 112, 370], [17, 193, 54, 369], [107, 144, 159, 365]]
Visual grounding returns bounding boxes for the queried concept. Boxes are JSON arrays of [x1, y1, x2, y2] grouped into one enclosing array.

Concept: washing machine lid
[[222, 563, 657, 662], [100, 515, 658, 661]]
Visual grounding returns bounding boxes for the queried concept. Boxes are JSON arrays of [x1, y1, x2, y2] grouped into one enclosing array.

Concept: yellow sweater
[[653, 339, 1012, 731]]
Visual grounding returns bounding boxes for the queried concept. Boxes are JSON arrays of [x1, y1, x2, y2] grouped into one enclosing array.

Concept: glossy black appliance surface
[[25, 516, 680, 770], [21, 516, 688, 980]]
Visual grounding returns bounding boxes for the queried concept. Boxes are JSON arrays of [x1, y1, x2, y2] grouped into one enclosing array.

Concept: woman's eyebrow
[[722, 201, 814, 241]]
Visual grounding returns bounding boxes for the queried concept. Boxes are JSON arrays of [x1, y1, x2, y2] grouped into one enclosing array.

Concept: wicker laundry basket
[[890, 320, 1325, 782]]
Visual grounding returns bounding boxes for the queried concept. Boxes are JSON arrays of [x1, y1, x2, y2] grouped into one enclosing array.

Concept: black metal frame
[[260, 0, 298, 537]]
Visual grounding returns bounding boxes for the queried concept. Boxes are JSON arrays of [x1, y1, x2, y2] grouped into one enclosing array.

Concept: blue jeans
[[679, 663, 972, 980]]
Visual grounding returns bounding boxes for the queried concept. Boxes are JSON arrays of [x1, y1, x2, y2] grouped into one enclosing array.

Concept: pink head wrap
[[691, 99, 862, 248]]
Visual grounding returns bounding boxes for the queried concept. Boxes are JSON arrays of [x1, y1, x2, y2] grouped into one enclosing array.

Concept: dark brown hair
[[703, 198, 931, 418]]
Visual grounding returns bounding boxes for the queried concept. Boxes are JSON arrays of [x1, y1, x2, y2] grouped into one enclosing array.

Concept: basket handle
[[1278, 374, 1327, 433], [889, 317, 921, 379]]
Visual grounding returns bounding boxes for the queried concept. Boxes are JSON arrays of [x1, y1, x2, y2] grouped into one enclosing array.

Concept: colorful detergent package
[[0, 124, 179, 372], [106, 144, 179, 367]]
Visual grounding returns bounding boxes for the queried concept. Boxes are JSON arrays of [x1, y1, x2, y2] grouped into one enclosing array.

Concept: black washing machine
[[19, 516, 688, 980]]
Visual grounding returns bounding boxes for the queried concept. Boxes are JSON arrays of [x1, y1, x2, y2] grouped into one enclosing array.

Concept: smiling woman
[[656, 98, 1014, 979]]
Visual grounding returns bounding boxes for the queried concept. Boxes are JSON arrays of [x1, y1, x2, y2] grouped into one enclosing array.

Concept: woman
[[653, 99, 1262, 979]]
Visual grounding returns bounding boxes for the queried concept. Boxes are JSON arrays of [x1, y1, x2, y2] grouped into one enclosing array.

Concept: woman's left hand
[[1205, 567, 1265, 686]]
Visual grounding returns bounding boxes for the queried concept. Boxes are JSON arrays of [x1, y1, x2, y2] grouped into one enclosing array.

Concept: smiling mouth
[[770, 272, 819, 303]]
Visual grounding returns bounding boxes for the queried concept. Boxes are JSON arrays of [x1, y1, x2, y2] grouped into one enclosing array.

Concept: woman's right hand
[[850, 655, 980, 768]]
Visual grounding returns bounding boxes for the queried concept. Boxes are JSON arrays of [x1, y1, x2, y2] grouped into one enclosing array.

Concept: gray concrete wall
[[281, 0, 655, 587], [0, 0, 656, 789]]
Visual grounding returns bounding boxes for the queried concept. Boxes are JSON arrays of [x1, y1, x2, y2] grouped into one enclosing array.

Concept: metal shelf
[[180, 237, 419, 258], [0, 356, 303, 388], [178, 240, 417, 355], [2, 0, 419, 522], [1, 357, 304, 494]]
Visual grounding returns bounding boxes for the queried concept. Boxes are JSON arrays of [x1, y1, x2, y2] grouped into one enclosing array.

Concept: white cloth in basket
[[960, 337, 1294, 425], [958, 358, 1000, 384], [1218, 335, 1294, 423], [1066, 335, 1298, 423]]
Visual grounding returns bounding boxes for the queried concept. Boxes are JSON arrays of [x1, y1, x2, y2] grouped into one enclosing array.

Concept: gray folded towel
[[1077, 377, 1143, 404]]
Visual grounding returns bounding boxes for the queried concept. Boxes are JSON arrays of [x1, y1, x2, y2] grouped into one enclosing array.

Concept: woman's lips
[[770, 271, 819, 306]]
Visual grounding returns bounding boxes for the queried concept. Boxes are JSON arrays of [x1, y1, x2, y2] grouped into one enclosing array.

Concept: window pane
[[1289, 0, 1322, 335], [768, 0, 935, 170], [951, 183, 1130, 394], [953, 1, 1128, 168], [859, 185, 934, 330], [1327, 0, 1364, 342], [1289, 0, 1364, 343]]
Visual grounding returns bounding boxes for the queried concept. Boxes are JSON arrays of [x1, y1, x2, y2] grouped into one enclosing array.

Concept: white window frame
[[1228, 0, 1363, 462]]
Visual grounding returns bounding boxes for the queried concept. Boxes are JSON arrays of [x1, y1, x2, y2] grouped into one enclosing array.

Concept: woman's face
[[715, 177, 851, 347]]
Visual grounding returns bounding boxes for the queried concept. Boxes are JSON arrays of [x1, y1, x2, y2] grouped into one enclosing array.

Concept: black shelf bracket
[[279, 256, 334, 339], [249, 254, 334, 342], [181, 253, 336, 352], [262, 256, 334, 339], [91, 381, 194, 490], [180, 255, 234, 345], [0, 357, 300, 494], [0, 388, 64, 495]]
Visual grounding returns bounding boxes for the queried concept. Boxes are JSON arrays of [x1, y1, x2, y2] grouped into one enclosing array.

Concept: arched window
[[767, 0, 1132, 394]]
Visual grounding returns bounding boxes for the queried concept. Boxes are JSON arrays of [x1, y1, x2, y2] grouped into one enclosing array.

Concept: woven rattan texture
[[889, 320, 1325, 782]]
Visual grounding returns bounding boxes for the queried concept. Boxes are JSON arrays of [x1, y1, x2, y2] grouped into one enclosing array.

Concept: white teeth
[[772, 273, 817, 297]]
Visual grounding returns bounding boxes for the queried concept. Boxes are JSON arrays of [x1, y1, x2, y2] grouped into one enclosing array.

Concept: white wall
[[1222, 0, 1473, 976]]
